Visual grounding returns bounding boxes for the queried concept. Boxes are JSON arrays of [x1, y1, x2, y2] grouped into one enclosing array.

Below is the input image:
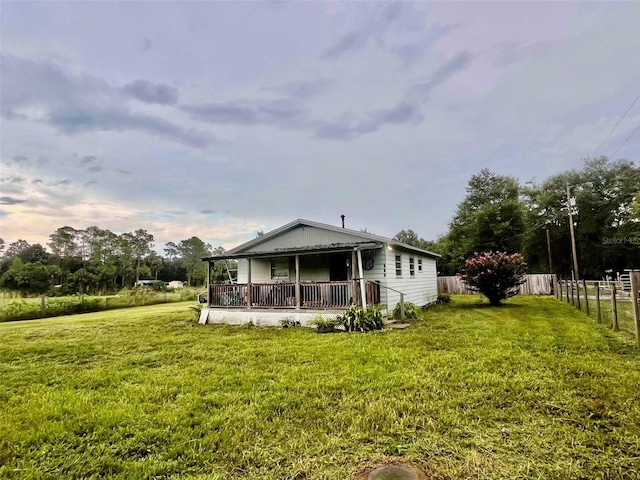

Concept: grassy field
[[0, 288, 199, 322], [0, 297, 639, 479]]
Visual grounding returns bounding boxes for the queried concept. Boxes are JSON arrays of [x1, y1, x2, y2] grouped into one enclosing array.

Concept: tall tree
[[129, 229, 154, 282], [163, 241, 179, 262], [524, 157, 640, 277], [5, 239, 31, 258], [177, 237, 212, 286], [443, 169, 526, 274]]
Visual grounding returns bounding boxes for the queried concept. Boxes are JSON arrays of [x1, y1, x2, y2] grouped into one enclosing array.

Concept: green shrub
[[437, 294, 452, 304], [392, 301, 422, 320], [308, 315, 339, 333], [336, 305, 384, 332]]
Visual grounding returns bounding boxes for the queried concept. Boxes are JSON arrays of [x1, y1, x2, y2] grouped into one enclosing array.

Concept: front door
[[329, 253, 349, 281]]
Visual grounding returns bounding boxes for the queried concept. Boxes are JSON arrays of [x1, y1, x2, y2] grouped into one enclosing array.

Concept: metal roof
[[203, 218, 441, 261]]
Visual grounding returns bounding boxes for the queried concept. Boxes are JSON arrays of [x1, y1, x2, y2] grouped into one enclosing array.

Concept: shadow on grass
[[452, 302, 525, 310]]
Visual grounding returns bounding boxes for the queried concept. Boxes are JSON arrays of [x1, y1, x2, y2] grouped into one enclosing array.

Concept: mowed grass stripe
[[0, 297, 638, 479]]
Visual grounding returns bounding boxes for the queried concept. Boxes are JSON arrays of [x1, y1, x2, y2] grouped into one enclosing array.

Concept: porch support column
[[351, 250, 358, 306], [295, 255, 301, 310], [207, 261, 212, 307], [357, 249, 367, 310], [247, 258, 252, 309]]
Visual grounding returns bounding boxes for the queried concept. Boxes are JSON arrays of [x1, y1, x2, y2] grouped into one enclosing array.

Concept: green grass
[[1, 297, 639, 479], [0, 288, 199, 322]]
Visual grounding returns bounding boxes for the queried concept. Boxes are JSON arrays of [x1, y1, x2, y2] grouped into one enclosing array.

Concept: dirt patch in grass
[[355, 458, 431, 480]]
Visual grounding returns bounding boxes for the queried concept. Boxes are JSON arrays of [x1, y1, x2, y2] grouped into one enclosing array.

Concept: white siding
[[361, 247, 437, 311]]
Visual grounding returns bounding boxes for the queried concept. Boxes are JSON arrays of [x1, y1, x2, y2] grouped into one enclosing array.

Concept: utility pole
[[545, 228, 554, 274], [566, 184, 580, 281]]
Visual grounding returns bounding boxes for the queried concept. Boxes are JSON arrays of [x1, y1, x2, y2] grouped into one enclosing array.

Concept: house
[[167, 280, 184, 289], [200, 218, 440, 326]]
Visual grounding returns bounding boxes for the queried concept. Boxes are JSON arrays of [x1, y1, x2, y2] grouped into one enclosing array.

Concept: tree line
[[394, 156, 639, 278], [0, 227, 232, 297]]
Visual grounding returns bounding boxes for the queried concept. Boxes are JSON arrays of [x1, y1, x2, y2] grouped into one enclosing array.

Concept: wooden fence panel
[[437, 274, 553, 296]]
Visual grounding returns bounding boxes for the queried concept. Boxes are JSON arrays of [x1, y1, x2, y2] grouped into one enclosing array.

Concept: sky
[[1, 1, 639, 253]]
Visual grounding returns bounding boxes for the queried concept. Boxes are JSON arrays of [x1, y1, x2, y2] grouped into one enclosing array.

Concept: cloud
[[1, 55, 211, 148], [83, 180, 99, 187], [408, 51, 473, 100], [46, 179, 71, 186], [0, 175, 26, 184], [389, 24, 455, 65], [264, 79, 332, 100], [323, 3, 404, 58], [181, 99, 307, 128], [32, 178, 43, 184], [116, 169, 132, 175], [199, 209, 217, 214], [79, 155, 97, 164], [87, 166, 102, 173], [0, 196, 26, 205], [11, 155, 29, 166], [121, 79, 179, 105], [313, 102, 422, 140]]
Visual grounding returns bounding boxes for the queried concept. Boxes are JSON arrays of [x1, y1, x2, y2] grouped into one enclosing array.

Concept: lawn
[[0, 297, 639, 479]]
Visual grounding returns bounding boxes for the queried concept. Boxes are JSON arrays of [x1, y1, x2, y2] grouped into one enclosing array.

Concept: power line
[[610, 120, 640, 158], [591, 92, 640, 157]]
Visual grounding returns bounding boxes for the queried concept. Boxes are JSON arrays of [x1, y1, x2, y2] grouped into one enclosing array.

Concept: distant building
[[167, 280, 184, 289]]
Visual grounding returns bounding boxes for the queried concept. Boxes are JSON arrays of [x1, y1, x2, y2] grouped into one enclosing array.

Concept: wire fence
[[555, 274, 640, 346]]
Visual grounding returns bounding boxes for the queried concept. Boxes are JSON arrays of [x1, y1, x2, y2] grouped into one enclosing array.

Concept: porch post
[[295, 255, 300, 309], [247, 258, 252, 309], [351, 250, 358, 305], [207, 261, 212, 307], [357, 249, 367, 309]]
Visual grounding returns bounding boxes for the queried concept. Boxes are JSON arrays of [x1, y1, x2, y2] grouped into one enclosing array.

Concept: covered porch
[[204, 243, 382, 311]]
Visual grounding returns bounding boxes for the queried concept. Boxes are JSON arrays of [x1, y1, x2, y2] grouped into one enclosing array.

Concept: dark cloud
[[80, 155, 97, 164], [83, 180, 99, 187], [121, 79, 179, 105], [32, 178, 43, 184], [199, 209, 217, 214], [1, 55, 210, 148], [409, 51, 473, 100], [0, 196, 26, 205], [116, 169, 132, 175], [313, 102, 422, 140], [87, 166, 102, 173], [0, 176, 26, 184], [46, 179, 71, 186], [182, 99, 306, 128]]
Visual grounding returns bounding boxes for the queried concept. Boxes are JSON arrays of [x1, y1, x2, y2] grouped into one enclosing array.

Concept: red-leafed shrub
[[459, 251, 527, 305]]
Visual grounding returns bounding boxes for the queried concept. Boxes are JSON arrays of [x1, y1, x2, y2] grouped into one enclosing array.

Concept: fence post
[[582, 279, 589, 316], [558, 279, 563, 301], [576, 280, 581, 310], [611, 284, 618, 331], [565, 280, 570, 303], [631, 271, 640, 347], [570, 280, 574, 306], [400, 293, 405, 320], [595, 282, 601, 322]]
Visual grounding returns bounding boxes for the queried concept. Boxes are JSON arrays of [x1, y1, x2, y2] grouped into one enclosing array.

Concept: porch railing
[[209, 281, 380, 309]]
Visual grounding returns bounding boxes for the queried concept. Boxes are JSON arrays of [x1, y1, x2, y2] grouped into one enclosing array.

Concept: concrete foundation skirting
[[205, 309, 340, 327]]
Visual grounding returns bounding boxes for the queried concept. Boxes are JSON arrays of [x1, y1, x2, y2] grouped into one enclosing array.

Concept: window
[[418, 259, 422, 272], [395, 255, 402, 277], [271, 258, 289, 280], [409, 257, 415, 277]]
